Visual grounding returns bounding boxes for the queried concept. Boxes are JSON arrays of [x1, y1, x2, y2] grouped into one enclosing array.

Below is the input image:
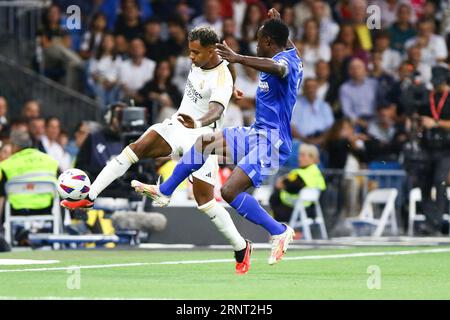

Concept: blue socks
[[159, 146, 206, 196], [230, 192, 287, 236]]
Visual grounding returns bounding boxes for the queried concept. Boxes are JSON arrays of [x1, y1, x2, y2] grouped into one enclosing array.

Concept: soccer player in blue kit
[[133, 8, 303, 265]]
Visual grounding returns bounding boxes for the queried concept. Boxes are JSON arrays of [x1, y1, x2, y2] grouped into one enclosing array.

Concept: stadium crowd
[[1, 0, 450, 238]]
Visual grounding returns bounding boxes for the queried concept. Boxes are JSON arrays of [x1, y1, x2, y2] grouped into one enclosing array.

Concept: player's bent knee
[[221, 184, 237, 204], [197, 198, 216, 212], [129, 141, 146, 159]]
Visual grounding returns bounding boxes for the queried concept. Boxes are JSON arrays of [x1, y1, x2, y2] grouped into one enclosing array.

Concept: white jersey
[[177, 60, 233, 129]]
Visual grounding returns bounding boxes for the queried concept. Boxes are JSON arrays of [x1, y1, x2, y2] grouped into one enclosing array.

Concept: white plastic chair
[[349, 188, 398, 237], [253, 185, 273, 206], [288, 188, 328, 240], [3, 180, 63, 246], [408, 187, 450, 236]]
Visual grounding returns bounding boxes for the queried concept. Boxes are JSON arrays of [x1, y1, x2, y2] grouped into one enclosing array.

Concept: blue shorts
[[222, 126, 290, 187]]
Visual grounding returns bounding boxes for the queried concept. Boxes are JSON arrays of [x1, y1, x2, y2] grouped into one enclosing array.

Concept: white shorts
[[148, 116, 219, 186]]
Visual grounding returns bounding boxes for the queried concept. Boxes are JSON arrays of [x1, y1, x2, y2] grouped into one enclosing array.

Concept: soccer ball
[[57, 168, 91, 200]]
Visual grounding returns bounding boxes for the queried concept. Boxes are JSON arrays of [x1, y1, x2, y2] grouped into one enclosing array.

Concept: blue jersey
[[253, 48, 303, 155]]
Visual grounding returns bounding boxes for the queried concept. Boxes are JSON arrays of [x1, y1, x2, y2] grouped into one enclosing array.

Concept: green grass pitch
[[1, 246, 450, 299]]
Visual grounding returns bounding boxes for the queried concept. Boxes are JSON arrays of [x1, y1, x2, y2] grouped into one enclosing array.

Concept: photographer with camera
[[406, 65, 450, 234], [75, 102, 154, 200]]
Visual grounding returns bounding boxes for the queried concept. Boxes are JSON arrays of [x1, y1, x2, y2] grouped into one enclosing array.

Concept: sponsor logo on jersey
[[185, 79, 203, 104], [258, 80, 269, 92]]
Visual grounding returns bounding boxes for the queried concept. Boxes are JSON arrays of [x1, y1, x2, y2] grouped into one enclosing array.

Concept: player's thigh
[[220, 166, 253, 203], [130, 128, 172, 159]]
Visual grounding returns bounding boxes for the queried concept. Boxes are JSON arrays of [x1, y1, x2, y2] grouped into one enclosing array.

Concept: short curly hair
[[188, 26, 220, 47]]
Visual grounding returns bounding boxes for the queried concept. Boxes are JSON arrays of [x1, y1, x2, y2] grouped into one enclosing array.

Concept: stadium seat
[[288, 188, 328, 240], [3, 180, 64, 247], [349, 188, 398, 237], [408, 187, 450, 236]]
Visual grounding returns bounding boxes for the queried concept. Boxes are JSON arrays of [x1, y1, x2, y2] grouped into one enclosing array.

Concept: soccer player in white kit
[[62, 27, 252, 274]]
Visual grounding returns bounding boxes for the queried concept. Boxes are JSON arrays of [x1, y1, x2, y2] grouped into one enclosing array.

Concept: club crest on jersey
[[259, 80, 269, 92]]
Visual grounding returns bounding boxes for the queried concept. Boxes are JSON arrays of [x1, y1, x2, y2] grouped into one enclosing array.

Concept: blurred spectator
[[0, 97, 9, 138], [175, 1, 195, 26], [0, 143, 12, 162], [235, 64, 258, 125], [79, 12, 108, 60], [335, 0, 353, 22], [136, 60, 181, 124], [41, 117, 71, 171], [28, 117, 46, 151], [166, 16, 189, 62], [281, 5, 297, 40], [405, 19, 448, 66], [21, 100, 41, 121], [228, 0, 248, 38], [36, 4, 84, 90], [240, 2, 265, 54], [339, 58, 378, 127], [370, 0, 416, 28], [291, 78, 335, 145], [405, 44, 432, 87], [114, 34, 130, 59], [294, 0, 314, 29], [315, 60, 331, 101], [191, 0, 223, 37], [58, 129, 70, 161], [369, 51, 396, 107], [323, 118, 367, 169], [336, 23, 369, 65], [88, 33, 122, 110], [388, 62, 414, 115], [222, 17, 237, 38], [117, 38, 156, 100], [114, 1, 144, 41], [349, 0, 372, 52], [143, 17, 169, 63], [388, 3, 417, 54], [327, 41, 350, 111], [422, 0, 440, 31], [270, 144, 326, 223], [309, 0, 339, 45], [65, 121, 98, 160], [441, 1, 450, 38], [100, 0, 153, 31], [298, 19, 331, 78], [373, 31, 402, 77], [365, 103, 407, 162], [9, 119, 29, 133]]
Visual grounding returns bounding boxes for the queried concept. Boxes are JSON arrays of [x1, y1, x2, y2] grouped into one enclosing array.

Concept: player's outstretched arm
[[216, 41, 287, 78]]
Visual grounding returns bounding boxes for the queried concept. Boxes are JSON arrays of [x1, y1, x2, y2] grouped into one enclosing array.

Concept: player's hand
[[177, 113, 196, 129], [233, 88, 244, 100], [268, 8, 281, 20], [216, 41, 241, 63]]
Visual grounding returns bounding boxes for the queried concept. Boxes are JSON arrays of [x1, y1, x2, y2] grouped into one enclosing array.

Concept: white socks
[[88, 146, 139, 200], [198, 199, 246, 251]]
